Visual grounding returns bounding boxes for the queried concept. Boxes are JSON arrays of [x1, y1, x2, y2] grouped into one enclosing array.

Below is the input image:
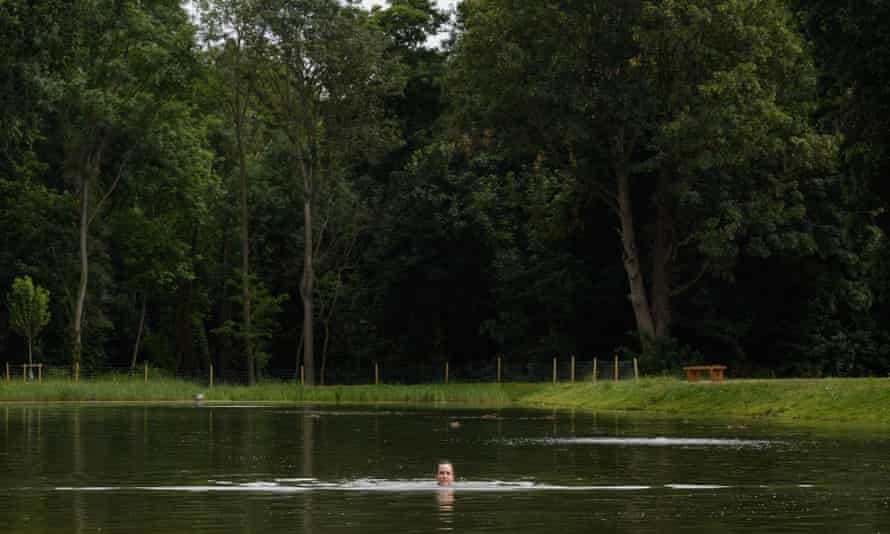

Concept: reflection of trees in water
[[303, 410, 315, 534], [73, 406, 85, 534]]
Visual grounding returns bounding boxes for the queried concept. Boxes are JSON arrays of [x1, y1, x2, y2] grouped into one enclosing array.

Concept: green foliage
[[213, 272, 289, 371], [6, 275, 51, 364]]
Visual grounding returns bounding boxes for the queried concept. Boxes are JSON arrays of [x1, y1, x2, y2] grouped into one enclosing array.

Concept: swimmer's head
[[436, 459, 454, 486]]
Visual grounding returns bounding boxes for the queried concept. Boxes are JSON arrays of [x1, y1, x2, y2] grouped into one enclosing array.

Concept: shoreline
[[2, 377, 890, 425]]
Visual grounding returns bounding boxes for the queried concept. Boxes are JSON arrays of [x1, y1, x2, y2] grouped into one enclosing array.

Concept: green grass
[[0, 378, 525, 404], [517, 377, 890, 423], [3, 377, 890, 424]]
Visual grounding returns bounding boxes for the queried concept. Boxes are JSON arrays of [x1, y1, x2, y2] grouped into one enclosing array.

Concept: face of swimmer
[[436, 461, 454, 486]]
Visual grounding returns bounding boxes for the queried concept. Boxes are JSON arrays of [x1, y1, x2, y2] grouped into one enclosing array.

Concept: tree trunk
[[320, 320, 330, 386], [174, 280, 194, 374], [651, 171, 675, 339], [28, 337, 32, 366], [175, 227, 198, 375], [238, 123, 254, 386], [129, 294, 147, 371], [611, 131, 656, 351], [300, 162, 316, 386], [73, 173, 90, 364]]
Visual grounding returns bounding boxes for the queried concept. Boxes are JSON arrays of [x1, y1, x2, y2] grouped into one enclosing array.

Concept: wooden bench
[[683, 365, 726, 383]]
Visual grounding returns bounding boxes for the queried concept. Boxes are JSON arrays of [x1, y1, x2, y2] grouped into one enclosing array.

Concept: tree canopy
[[1, 0, 889, 380]]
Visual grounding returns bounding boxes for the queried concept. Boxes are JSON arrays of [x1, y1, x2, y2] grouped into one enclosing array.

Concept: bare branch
[[88, 150, 131, 227], [671, 261, 710, 297]]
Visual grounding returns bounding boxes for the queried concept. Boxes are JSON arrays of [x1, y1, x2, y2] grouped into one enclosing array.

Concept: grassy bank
[[518, 377, 890, 423], [2, 377, 890, 424], [0, 379, 530, 404]]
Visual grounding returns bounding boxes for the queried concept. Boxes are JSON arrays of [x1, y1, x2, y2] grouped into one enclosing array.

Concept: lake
[[0, 403, 888, 532]]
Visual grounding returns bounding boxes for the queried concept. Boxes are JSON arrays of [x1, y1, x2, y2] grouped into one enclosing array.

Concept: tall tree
[[200, 0, 265, 384], [247, 0, 404, 384], [52, 0, 201, 364], [449, 0, 833, 352]]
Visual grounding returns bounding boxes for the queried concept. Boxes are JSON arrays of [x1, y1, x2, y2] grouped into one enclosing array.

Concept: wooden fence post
[[38, 364, 42, 383], [301, 365, 305, 386], [5, 362, 9, 384], [445, 361, 449, 385], [144, 361, 148, 384], [633, 358, 639, 381], [209, 364, 214, 388], [570, 354, 576, 384], [593, 358, 597, 383], [614, 354, 619, 382], [552, 356, 557, 384], [374, 361, 379, 385], [497, 355, 502, 384], [75, 362, 80, 384], [21, 364, 25, 383]]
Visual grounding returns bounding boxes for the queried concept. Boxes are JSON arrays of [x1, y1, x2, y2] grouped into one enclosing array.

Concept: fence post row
[[0, 354, 643, 387]]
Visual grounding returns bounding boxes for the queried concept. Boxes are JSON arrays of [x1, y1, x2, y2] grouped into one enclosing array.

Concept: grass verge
[[2, 377, 890, 424]]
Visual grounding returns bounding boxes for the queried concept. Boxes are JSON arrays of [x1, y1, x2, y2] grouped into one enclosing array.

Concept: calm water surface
[[1, 403, 889, 532]]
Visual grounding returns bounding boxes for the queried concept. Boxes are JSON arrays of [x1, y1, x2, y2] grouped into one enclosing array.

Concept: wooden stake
[[633, 358, 639, 381], [38, 364, 42, 383], [614, 354, 619, 382], [374, 361, 379, 385], [75, 362, 80, 384], [570, 354, 576, 384], [552, 356, 557, 384], [497, 355, 502, 384], [445, 361, 449, 385], [209, 364, 214, 388], [301, 364, 305, 386], [5, 362, 9, 384], [144, 361, 148, 384]]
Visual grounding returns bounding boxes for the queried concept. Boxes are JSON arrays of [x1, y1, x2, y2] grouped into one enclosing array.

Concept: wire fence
[[1, 356, 642, 387]]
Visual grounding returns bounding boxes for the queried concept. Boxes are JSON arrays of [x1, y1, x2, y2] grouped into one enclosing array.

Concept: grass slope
[[2, 377, 890, 424]]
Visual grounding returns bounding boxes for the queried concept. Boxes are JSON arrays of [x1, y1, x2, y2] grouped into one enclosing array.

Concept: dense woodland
[[1, 0, 889, 383]]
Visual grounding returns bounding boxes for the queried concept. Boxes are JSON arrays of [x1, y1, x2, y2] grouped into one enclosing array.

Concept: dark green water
[[1, 404, 889, 533]]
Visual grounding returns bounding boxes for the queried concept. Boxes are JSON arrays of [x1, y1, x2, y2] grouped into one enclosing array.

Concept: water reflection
[[2, 405, 890, 533], [303, 409, 315, 534], [436, 488, 454, 531]]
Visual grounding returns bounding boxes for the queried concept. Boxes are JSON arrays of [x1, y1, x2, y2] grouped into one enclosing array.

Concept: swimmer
[[436, 459, 455, 486]]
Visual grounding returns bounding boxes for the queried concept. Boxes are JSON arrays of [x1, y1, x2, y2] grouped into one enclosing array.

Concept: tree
[[213, 272, 288, 375], [7, 276, 51, 366], [246, 0, 404, 384], [49, 1, 201, 364], [448, 0, 833, 353], [200, 0, 266, 384]]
